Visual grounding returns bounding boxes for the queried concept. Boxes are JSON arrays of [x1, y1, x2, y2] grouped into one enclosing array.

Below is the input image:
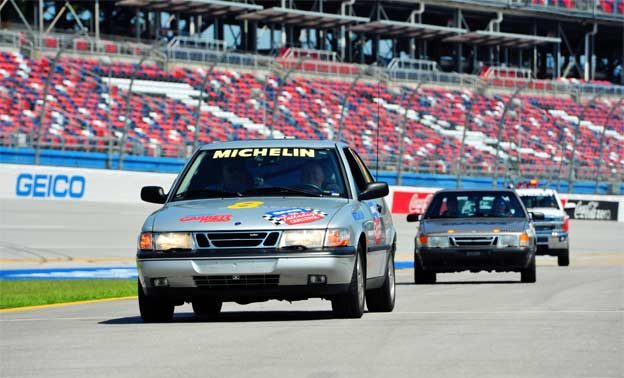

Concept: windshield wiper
[[174, 189, 243, 200], [243, 186, 322, 197]]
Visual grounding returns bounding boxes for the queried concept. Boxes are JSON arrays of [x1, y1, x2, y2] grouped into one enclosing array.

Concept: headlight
[[497, 233, 530, 248], [153, 232, 194, 251], [417, 234, 449, 248], [279, 228, 351, 249], [279, 230, 324, 249], [498, 234, 519, 248], [427, 236, 450, 248]]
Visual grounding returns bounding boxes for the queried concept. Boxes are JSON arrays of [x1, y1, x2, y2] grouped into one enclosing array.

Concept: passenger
[[492, 197, 511, 217]]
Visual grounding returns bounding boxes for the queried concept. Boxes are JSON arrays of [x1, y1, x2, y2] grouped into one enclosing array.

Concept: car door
[[343, 148, 389, 278]]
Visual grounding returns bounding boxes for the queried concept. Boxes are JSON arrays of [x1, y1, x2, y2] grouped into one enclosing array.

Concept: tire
[[366, 249, 396, 313], [521, 254, 537, 283], [138, 280, 174, 323], [332, 244, 366, 319], [414, 253, 436, 284], [557, 249, 570, 267], [192, 299, 222, 318]]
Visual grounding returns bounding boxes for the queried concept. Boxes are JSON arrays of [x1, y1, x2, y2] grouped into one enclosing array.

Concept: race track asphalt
[[1, 199, 623, 377]]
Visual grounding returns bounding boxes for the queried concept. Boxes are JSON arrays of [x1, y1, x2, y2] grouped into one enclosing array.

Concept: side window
[[350, 150, 375, 184], [343, 148, 368, 192]]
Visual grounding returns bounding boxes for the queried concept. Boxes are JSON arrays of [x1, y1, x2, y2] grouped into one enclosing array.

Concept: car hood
[[151, 197, 350, 232], [421, 218, 528, 235], [525, 207, 564, 219]]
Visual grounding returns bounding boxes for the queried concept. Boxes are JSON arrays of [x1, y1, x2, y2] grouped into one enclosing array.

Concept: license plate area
[[192, 259, 277, 275]]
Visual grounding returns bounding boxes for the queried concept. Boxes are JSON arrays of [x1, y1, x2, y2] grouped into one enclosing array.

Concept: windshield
[[424, 191, 526, 219], [173, 147, 348, 200], [520, 194, 560, 209]]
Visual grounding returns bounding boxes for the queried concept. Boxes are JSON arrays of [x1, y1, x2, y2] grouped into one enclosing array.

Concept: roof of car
[[515, 188, 558, 196], [200, 139, 343, 150], [436, 189, 517, 194]]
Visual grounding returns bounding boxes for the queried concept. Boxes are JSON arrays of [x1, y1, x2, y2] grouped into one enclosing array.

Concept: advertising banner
[[564, 199, 619, 221]]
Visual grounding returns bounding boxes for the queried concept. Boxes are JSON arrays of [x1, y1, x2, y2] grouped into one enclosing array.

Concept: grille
[[535, 225, 555, 232], [194, 231, 280, 248], [451, 236, 497, 247], [193, 275, 280, 289]]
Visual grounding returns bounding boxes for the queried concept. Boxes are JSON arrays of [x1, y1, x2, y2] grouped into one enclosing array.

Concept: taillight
[[562, 216, 569, 232]]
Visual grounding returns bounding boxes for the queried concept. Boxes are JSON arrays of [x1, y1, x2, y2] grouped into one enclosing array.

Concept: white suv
[[517, 188, 570, 266]]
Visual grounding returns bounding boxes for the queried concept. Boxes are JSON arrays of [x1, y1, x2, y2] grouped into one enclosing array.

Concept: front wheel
[[366, 249, 396, 312], [138, 280, 174, 323], [414, 253, 436, 284], [521, 255, 537, 283], [332, 245, 365, 318], [557, 249, 570, 266]]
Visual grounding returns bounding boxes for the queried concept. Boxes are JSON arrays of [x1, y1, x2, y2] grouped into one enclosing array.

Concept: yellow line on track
[[0, 296, 137, 313]]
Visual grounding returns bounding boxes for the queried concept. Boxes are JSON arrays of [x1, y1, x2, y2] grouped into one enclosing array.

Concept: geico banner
[[0, 164, 177, 203]]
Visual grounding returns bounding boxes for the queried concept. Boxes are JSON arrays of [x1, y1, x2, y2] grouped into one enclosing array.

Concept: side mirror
[[141, 186, 167, 204], [406, 213, 422, 222], [564, 202, 576, 210], [530, 211, 545, 221], [358, 182, 389, 201]]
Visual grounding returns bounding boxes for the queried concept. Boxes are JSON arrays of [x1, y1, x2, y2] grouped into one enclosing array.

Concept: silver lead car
[[137, 140, 396, 321]]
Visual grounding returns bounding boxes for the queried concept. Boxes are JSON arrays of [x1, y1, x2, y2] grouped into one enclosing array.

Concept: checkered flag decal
[[262, 214, 285, 225], [262, 208, 328, 225]]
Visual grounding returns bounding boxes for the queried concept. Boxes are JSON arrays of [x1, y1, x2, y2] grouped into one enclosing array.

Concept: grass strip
[[0, 280, 136, 309]]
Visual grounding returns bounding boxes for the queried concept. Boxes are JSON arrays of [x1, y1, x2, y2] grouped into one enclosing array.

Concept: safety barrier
[[1, 164, 623, 222]]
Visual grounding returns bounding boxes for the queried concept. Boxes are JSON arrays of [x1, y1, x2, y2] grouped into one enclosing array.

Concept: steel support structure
[[33, 29, 87, 165], [118, 39, 167, 170], [492, 79, 532, 188], [566, 93, 600, 192], [593, 98, 623, 193]]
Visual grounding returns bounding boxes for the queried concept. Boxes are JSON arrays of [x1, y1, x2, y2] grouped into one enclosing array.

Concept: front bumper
[[535, 231, 569, 254], [137, 247, 356, 301], [416, 247, 533, 273]]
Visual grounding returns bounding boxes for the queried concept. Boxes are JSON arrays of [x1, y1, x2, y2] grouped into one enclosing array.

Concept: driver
[[300, 160, 326, 188], [221, 159, 253, 193]]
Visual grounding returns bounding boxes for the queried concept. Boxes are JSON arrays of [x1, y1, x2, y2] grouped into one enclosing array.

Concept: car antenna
[[375, 65, 380, 181]]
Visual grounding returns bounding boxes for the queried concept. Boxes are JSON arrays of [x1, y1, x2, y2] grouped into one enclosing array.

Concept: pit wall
[[1, 164, 622, 222]]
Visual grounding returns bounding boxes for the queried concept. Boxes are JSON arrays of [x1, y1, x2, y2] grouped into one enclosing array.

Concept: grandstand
[[0, 1, 623, 192]]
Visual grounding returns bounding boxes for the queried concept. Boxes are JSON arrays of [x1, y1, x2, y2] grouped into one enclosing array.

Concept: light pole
[[269, 55, 309, 138], [193, 51, 228, 151], [396, 78, 429, 186], [33, 28, 87, 165], [593, 97, 623, 193], [566, 92, 600, 192], [118, 38, 167, 170], [336, 63, 378, 141], [456, 79, 490, 188], [492, 79, 532, 188]]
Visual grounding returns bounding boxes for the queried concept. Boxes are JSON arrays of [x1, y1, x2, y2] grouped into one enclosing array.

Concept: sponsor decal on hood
[[262, 207, 328, 226], [180, 214, 232, 223]]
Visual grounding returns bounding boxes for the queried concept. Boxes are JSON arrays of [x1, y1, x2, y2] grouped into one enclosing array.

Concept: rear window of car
[[425, 192, 526, 219], [520, 195, 560, 210]]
